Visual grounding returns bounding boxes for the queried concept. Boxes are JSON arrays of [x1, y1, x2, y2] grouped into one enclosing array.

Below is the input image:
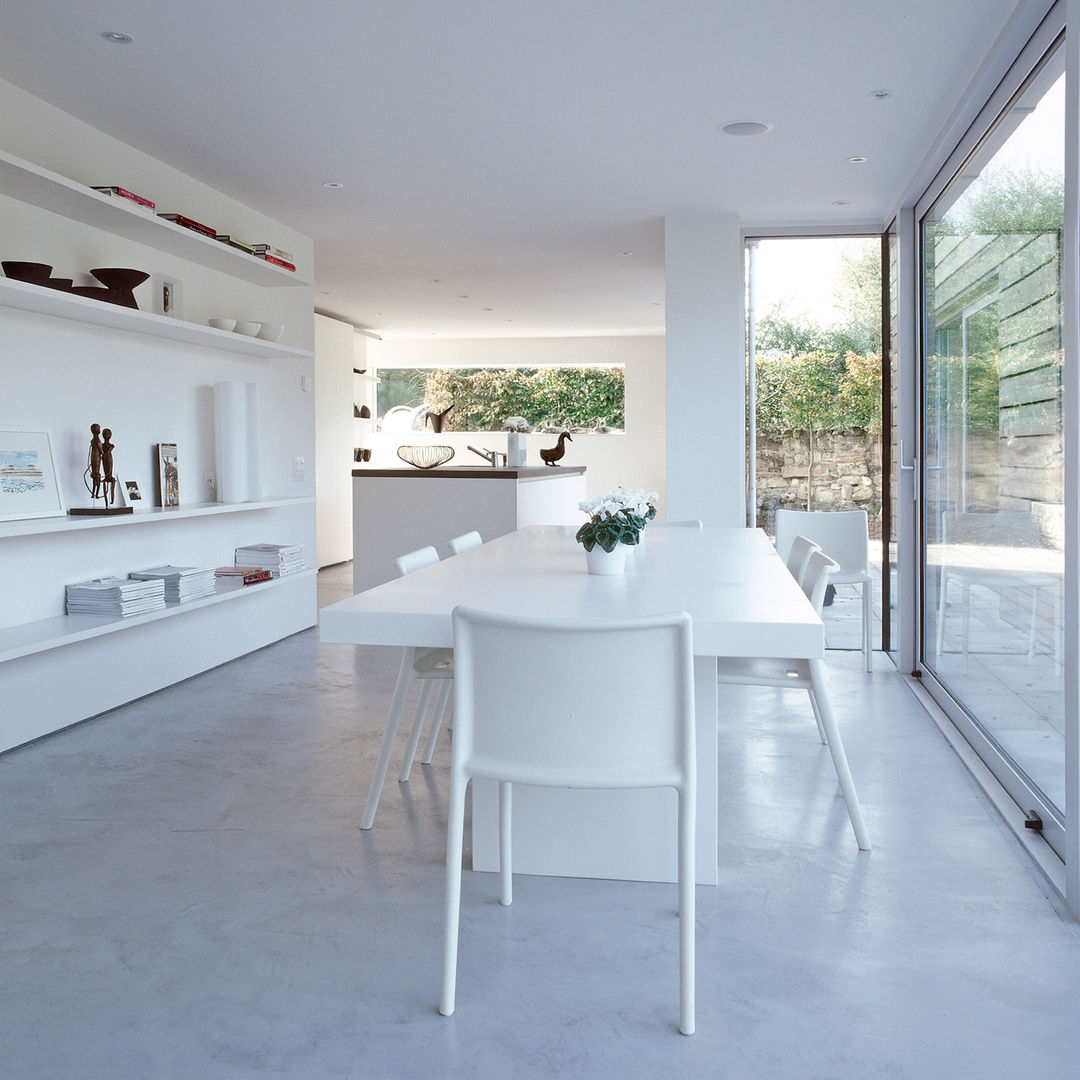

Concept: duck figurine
[[540, 431, 572, 466]]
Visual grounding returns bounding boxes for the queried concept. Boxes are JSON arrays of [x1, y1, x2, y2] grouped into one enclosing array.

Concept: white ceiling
[[0, 0, 1029, 339]]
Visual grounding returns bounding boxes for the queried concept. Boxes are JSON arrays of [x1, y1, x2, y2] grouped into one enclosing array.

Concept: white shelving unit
[[0, 496, 315, 540], [0, 276, 313, 358], [0, 148, 311, 287], [0, 568, 317, 664]]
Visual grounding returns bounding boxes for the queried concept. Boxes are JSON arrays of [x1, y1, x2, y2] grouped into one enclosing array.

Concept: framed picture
[[152, 274, 183, 319], [0, 429, 65, 521], [123, 479, 143, 504], [157, 442, 179, 507]]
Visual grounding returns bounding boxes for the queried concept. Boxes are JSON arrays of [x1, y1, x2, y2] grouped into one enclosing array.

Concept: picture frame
[[123, 479, 143, 504], [152, 274, 183, 319], [0, 429, 65, 521], [156, 442, 179, 507]]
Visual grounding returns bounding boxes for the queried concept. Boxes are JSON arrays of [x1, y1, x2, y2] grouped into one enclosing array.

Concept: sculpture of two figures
[[84, 422, 117, 505]]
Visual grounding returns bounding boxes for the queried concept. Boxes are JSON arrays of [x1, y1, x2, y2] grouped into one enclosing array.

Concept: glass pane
[[922, 59, 1064, 812]]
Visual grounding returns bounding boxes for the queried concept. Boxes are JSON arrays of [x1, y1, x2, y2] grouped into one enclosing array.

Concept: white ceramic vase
[[584, 543, 628, 575], [506, 431, 527, 467]]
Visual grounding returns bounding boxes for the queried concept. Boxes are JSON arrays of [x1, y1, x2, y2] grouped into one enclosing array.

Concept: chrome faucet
[[467, 444, 506, 467]]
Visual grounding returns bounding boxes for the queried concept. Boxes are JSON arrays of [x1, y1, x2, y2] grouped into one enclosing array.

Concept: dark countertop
[[351, 466, 586, 480]]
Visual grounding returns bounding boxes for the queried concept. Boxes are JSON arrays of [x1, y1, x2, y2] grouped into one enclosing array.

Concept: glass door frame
[[912, 9, 1072, 877]]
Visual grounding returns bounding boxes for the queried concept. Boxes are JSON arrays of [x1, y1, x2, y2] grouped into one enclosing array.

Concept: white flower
[[502, 416, 532, 432], [579, 486, 659, 521]]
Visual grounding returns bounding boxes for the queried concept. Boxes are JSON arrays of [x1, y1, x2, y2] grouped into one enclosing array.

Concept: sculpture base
[[68, 506, 134, 516]]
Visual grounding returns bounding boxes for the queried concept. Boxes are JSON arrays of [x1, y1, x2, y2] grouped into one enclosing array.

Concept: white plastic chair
[[651, 520, 704, 529], [775, 509, 873, 671], [359, 545, 453, 829], [715, 547, 871, 851], [441, 606, 697, 1035], [785, 534, 820, 589], [448, 531, 483, 555]]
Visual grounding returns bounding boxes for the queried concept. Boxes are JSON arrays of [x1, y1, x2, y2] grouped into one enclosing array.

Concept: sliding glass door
[[920, 40, 1065, 854]]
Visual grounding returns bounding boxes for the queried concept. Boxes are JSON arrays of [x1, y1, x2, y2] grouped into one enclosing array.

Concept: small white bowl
[[233, 321, 261, 337], [208, 318, 236, 332], [256, 322, 284, 342]]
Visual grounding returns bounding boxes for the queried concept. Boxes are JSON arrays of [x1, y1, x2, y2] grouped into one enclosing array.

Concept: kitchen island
[[350, 465, 586, 593]]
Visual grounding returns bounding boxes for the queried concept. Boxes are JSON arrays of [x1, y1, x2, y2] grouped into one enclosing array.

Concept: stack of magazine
[[66, 576, 166, 617], [129, 565, 216, 603], [234, 543, 304, 577]]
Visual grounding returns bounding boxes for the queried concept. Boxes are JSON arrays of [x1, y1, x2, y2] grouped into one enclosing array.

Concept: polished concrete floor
[[5, 561, 1080, 1079]]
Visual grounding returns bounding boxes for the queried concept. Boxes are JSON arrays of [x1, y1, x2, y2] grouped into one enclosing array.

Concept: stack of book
[[158, 212, 217, 238], [92, 185, 156, 214], [234, 543, 304, 577], [214, 234, 257, 254], [251, 244, 296, 272], [66, 576, 166, 617], [129, 565, 216, 603], [215, 565, 273, 586]]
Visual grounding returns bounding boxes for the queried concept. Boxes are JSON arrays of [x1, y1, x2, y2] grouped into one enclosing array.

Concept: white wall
[[314, 314, 357, 566], [664, 214, 746, 525], [365, 335, 666, 511]]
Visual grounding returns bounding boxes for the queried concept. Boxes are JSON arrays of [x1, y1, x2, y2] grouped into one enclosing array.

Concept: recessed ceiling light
[[832, 199, 851, 206], [847, 156, 869, 164], [374, 311, 385, 317], [482, 307, 494, 312], [458, 294, 469, 299], [322, 181, 344, 189], [430, 279, 442, 284], [867, 89, 894, 100], [619, 251, 633, 257], [719, 121, 773, 137], [101, 31, 133, 44]]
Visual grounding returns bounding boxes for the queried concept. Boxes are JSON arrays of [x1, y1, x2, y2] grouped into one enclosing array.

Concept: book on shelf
[[214, 235, 257, 254], [215, 566, 273, 586], [91, 185, 156, 210], [65, 576, 166, 617], [253, 252, 296, 272], [129, 565, 216, 603], [250, 243, 295, 262], [158, 213, 217, 238], [234, 543, 304, 578]]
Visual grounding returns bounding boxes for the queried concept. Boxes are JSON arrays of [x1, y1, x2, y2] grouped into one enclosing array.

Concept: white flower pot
[[506, 431, 527, 467], [584, 543, 628, 575]]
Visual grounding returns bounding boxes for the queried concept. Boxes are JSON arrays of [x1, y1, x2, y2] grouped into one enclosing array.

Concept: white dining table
[[320, 524, 824, 885]]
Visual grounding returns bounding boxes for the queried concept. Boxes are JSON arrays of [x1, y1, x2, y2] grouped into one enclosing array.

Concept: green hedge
[[756, 351, 881, 435]]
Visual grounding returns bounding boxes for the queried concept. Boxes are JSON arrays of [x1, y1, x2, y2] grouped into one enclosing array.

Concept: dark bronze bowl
[[71, 285, 114, 301], [90, 267, 150, 291], [46, 278, 73, 291], [2, 261, 53, 285]]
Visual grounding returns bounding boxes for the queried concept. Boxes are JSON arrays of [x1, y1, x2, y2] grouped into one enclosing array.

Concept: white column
[[664, 214, 746, 525]]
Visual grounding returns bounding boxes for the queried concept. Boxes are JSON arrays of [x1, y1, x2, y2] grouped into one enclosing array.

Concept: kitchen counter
[[352, 466, 586, 481]]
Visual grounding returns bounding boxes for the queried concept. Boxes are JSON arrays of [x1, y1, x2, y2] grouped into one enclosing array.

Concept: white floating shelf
[[0, 496, 315, 540], [0, 277, 313, 358], [0, 148, 311, 287], [0, 569, 317, 664]]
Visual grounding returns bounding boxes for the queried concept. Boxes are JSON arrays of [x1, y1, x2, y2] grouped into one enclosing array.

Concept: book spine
[[242, 570, 273, 585], [160, 213, 217, 237], [252, 245, 295, 261], [259, 253, 296, 272], [93, 186, 156, 209]]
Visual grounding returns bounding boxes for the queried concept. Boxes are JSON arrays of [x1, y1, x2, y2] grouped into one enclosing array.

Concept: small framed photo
[[116, 479, 143, 508], [0, 429, 65, 521], [156, 442, 179, 507], [153, 274, 183, 319]]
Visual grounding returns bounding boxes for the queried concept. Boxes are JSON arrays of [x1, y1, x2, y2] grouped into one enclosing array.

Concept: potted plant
[[575, 488, 658, 574]]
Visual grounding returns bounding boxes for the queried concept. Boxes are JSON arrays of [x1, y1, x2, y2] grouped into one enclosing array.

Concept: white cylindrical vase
[[507, 431, 527, 467], [584, 543, 628, 575]]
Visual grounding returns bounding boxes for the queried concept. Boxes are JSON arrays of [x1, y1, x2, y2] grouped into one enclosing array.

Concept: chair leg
[[499, 781, 512, 907], [440, 772, 468, 1017], [678, 783, 696, 1036], [807, 688, 827, 744], [808, 659, 871, 851], [360, 648, 415, 830], [421, 682, 453, 764], [399, 681, 435, 782]]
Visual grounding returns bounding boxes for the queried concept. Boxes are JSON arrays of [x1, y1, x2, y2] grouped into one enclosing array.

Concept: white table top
[[320, 524, 823, 659]]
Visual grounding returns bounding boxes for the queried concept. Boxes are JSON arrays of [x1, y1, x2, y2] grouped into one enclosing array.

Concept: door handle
[[899, 440, 918, 503]]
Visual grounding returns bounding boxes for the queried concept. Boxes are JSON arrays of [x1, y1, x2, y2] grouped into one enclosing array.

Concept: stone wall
[[755, 430, 882, 536]]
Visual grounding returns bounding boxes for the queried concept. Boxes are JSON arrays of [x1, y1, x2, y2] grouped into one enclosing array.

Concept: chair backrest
[[785, 535, 820, 587], [451, 606, 695, 789], [775, 509, 869, 579], [449, 531, 483, 555], [395, 545, 440, 577], [650, 520, 703, 529], [801, 548, 840, 615]]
